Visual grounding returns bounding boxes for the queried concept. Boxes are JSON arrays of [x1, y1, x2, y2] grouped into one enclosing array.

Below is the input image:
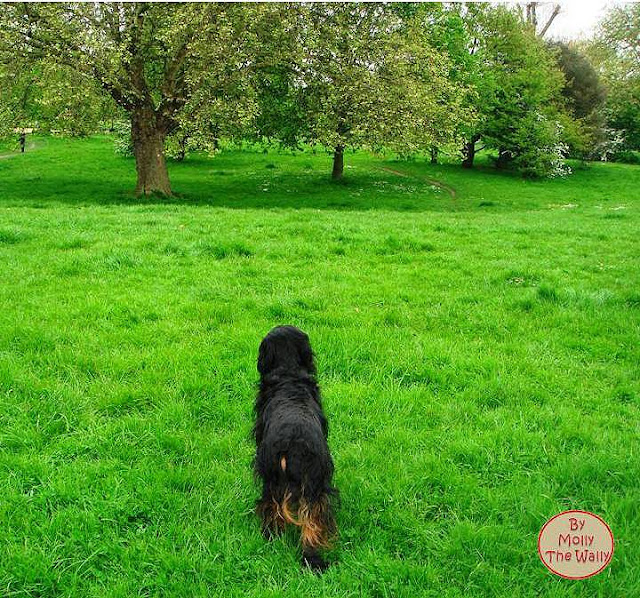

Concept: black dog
[[254, 325, 337, 572]]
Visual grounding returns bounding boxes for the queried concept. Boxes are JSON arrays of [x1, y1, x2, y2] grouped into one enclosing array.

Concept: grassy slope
[[0, 136, 638, 597]]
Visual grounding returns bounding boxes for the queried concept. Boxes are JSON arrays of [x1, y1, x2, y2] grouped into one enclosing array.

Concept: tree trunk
[[430, 146, 438, 165], [496, 148, 512, 170], [131, 108, 172, 196], [332, 145, 344, 180], [462, 136, 479, 169], [176, 134, 188, 162]]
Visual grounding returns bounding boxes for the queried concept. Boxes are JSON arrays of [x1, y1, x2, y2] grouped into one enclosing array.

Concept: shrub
[[610, 150, 640, 165], [112, 120, 133, 157]]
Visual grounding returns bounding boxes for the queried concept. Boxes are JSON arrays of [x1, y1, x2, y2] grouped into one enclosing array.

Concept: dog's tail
[[277, 448, 337, 549], [281, 489, 335, 548]]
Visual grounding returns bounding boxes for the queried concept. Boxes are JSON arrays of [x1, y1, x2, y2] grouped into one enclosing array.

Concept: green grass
[[0, 135, 638, 597]]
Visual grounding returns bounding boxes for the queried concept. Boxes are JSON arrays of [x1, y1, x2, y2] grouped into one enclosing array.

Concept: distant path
[[379, 166, 457, 199], [0, 141, 37, 160]]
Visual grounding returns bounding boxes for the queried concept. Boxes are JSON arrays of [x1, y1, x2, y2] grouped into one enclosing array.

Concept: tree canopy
[[444, 5, 570, 176], [1, 2, 637, 192], [551, 42, 607, 159], [253, 4, 468, 178], [586, 3, 640, 156], [1, 3, 250, 194]]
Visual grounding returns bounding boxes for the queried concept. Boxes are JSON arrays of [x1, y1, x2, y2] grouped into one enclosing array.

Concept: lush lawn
[[0, 135, 638, 597]]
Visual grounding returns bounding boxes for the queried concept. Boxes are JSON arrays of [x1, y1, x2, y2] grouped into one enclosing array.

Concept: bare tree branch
[[539, 4, 561, 38]]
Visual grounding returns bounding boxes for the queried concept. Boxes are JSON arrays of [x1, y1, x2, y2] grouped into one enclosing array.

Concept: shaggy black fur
[[253, 325, 337, 572]]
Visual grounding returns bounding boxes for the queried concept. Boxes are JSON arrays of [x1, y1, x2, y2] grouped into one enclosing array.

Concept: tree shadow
[[0, 140, 469, 213]]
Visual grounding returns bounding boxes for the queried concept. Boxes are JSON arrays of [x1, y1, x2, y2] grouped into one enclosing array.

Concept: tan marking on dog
[[280, 456, 287, 472], [278, 495, 333, 549], [280, 491, 298, 525], [301, 501, 332, 548]]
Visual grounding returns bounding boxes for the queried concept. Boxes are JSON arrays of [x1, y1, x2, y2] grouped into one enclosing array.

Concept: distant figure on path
[[19, 132, 26, 153]]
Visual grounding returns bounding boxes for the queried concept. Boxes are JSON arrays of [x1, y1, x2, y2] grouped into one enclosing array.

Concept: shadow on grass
[[0, 169, 464, 213], [0, 136, 467, 212], [2, 135, 637, 212]]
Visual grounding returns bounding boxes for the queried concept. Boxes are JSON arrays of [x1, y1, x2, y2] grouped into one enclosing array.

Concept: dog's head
[[257, 325, 316, 377]]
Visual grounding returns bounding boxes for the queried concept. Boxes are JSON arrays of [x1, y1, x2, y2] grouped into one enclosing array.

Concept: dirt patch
[[378, 166, 456, 198]]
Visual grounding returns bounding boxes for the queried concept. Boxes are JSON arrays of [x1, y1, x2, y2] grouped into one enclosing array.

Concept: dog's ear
[[257, 336, 276, 376], [298, 335, 316, 375]]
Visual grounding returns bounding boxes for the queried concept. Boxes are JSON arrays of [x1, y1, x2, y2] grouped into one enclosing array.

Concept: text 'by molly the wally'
[[538, 510, 614, 579], [544, 518, 611, 564]]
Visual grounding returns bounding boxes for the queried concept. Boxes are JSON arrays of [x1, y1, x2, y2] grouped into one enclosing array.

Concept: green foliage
[[113, 120, 220, 162], [553, 43, 606, 120], [1, 2, 637, 180], [0, 59, 118, 139], [112, 121, 133, 157], [0, 135, 639, 596], [38, 68, 116, 137], [0, 59, 43, 137], [607, 83, 640, 150], [253, 5, 468, 166], [500, 113, 570, 178], [452, 6, 573, 177], [551, 42, 607, 159], [0, 3, 259, 193], [587, 4, 640, 152], [609, 150, 640, 165]]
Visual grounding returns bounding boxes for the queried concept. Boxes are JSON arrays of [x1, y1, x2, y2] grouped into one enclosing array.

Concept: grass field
[[0, 135, 638, 597]]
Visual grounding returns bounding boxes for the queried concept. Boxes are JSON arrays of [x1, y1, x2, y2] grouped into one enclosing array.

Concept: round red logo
[[538, 510, 614, 579]]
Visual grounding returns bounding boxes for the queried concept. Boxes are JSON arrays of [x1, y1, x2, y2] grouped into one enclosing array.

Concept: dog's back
[[254, 326, 337, 572], [257, 388, 333, 503]]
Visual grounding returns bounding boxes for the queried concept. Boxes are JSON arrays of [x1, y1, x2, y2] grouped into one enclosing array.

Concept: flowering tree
[[254, 4, 468, 179], [0, 3, 246, 195]]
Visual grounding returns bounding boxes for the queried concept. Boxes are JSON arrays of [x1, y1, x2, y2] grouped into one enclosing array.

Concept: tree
[[391, 3, 479, 165], [457, 6, 570, 177], [554, 43, 606, 120], [0, 57, 40, 139], [399, 3, 481, 165], [551, 42, 607, 158], [255, 4, 466, 179], [0, 55, 120, 142], [586, 4, 640, 154], [0, 3, 247, 195]]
